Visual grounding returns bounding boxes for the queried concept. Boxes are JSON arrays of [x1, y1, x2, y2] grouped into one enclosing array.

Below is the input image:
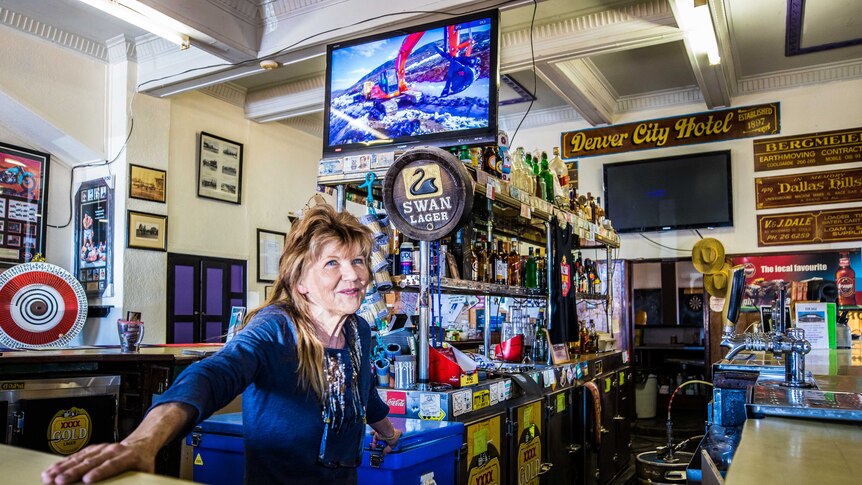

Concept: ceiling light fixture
[[76, 0, 190, 49], [676, 0, 721, 65]]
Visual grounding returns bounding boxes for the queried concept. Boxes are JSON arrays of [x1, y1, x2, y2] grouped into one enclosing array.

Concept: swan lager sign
[[384, 146, 474, 241]]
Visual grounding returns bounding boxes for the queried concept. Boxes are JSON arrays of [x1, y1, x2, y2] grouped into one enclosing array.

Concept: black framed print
[[198, 132, 243, 205]]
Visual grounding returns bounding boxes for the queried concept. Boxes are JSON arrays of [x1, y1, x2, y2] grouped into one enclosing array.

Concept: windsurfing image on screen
[[325, 14, 495, 153]]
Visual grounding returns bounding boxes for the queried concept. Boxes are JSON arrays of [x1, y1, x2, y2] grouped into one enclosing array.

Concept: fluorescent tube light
[[77, 0, 189, 49], [676, 0, 721, 65]]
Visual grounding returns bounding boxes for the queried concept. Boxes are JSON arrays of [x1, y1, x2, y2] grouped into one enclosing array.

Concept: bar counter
[[725, 417, 862, 484], [0, 443, 191, 484]]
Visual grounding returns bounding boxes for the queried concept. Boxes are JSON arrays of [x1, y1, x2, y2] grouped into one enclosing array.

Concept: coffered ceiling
[[1, 0, 861, 138]]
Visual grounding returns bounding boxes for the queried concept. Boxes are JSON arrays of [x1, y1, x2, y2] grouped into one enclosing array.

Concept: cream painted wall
[[510, 78, 862, 260], [0, 27, 106, 154], [168, 91, 322, 314]]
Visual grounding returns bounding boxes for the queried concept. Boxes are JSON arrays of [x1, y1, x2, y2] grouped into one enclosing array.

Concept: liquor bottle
[[537, 248, 547, 291], [837, 253, 857, 306], [495, 240, 508, 285], [578, 320, 589, 354], [470, 147, 481, 169], [389, 227, 401, 275], [587, 192, 597, 224], [549, 147, 569, 187], [525, 247, 538, 289], [524, 152, 537, 196], [476, 241, 488, 283], [532, 309, 549, 365], [459, 146, 472, 166], [595, 197, 605, 221], [588, 320, 598, 353], [538, 152, 556, 203], [499, 146, 512, 182], [399, 240, 413, 275], [488, 240, 498, 284], [574, 251, 583, 294], [469, 242, 479, 281], [484, 146, 498, 177], [508, 238, 521, 287]]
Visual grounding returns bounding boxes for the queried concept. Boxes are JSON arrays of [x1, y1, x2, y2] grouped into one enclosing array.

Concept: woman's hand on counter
[[41, 402, 196, 484]]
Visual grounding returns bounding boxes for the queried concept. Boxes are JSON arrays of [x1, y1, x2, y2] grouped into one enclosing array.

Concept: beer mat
[[181, 349, 219, 356]]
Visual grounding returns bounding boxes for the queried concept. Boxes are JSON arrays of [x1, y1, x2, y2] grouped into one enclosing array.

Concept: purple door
[[167, 254, 246, 344]]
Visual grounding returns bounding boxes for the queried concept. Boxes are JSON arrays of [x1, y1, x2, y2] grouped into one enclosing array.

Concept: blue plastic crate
[[186, 413, 244, 485], [359, 417, 464, 485]]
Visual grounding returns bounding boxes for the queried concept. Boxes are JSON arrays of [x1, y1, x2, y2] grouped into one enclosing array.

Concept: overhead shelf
[[317, 162, 620, 249], [391, 275, 548, 299]]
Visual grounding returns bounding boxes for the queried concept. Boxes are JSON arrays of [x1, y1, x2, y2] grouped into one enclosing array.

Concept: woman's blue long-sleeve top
[[153, 305, 389, 484]]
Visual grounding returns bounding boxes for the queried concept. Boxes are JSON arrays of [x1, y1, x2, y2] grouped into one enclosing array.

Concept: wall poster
[[0, 142, 50, 265], [75, 178, 114, 297], [730, 249, 861, 311]]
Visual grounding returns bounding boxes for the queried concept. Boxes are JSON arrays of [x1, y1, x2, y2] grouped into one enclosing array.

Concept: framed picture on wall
[[257, 229, 285, 283], [127, 210, 168, 251], [0, 142, 51, 265], [198, 132, 243, 205], [75, 177, 115, 297], [129, 164, 166, 203]]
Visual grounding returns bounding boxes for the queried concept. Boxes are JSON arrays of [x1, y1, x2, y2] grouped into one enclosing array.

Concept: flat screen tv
[[603, 150, 733, 233], [323, 10, 499, 156]]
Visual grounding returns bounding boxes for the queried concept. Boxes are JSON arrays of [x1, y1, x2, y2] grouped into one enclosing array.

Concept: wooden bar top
[[0, 345, 224, 364], [0, 443, 191, 484], [725, 417, 862, 484]]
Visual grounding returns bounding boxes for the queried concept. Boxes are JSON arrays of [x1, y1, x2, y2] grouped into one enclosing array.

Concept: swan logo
[[404, 164, 443, 200]]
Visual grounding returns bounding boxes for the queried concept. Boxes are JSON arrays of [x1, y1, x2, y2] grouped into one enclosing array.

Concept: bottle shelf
[[635, 345, 705, 351], [576, 293, 609, 302], [637, 325, 704, 329], [391, 275, 548, 299], [317, 164, 620, 249]]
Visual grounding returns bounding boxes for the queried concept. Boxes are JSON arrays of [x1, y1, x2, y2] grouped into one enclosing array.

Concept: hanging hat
[[704, 263, 732, 297], [692, 238, 726, 274]]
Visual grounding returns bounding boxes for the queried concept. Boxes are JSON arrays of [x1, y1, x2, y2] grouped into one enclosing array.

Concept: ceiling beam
[[536, 60, 617, 126], [668, 0, 731, 108]]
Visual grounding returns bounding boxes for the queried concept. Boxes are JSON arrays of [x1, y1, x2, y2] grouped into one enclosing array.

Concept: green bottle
[[539, 152, 556, 203], [525, 247, 538, 289], [459, 146, 472, 166]]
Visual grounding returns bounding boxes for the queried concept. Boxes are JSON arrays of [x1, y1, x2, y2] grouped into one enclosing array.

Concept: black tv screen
[[603, 150, 733, 233], [323, 10, 499, 156]]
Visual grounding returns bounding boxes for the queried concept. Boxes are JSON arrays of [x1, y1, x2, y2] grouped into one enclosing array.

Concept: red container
[[428, 346, 462, 387], [494, 334, 524, 362]]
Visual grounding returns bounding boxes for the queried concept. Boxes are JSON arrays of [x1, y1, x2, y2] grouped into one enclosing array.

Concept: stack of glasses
[[357, 213, 392, 329]]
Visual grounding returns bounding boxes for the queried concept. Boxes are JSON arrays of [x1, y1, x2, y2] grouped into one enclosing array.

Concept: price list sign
[[757, 207, 862, 247]]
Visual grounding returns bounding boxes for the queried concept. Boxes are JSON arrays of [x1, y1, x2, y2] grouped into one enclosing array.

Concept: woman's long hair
[[244, 204, 373, 401]]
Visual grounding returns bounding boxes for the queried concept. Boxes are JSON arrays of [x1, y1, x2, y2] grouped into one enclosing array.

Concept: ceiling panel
[[726, 0, 862, 77], [590, 41, 696, 97], [0, 0, 147, 42]]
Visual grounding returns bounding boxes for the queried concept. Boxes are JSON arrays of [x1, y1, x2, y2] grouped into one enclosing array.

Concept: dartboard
[[687, 294, 704, 312], [0, 263, 88, 349]]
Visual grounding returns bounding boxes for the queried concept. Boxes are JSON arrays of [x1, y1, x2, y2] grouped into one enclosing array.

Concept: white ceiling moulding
[[245, 75, 324, 122], [499, 105, 583, 134], [536, 60, 617, 126], [737, 58, 862, 94], [75, 0, 191, 49], [200, 83, 248, 108], [0, 7, 108, 61], [616, 87, 703, 113], [500, 0, 682, 71]]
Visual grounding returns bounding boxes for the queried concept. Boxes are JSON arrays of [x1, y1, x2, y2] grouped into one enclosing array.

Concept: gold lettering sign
[[755, 167, 862, 209], [47, 407, 92, 455], [753, 127, 862, 171], [561, 103, 780, 158], [757, 208, 862, 246]]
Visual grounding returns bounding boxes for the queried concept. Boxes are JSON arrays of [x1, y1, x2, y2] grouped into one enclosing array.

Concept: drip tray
[[746, 384, 862, 422]]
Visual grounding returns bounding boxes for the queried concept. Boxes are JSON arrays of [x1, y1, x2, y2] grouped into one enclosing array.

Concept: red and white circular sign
[[0, 263, 87, 349]]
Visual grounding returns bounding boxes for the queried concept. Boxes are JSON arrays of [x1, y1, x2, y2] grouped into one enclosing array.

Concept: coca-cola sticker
[[386, 391, 406, 415]]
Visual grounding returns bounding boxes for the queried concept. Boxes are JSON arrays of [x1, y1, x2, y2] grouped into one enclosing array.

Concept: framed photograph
[[198, 132, 243, 205], [129, 164, 166, 203], [76, 177, 115, 296], [0, 142, 50, 265], [257, 229, 286, 283], [127, 210, 168, 251]]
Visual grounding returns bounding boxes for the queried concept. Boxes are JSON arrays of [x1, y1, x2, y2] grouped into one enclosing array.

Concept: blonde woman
[[43, 205, 399, 484]]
